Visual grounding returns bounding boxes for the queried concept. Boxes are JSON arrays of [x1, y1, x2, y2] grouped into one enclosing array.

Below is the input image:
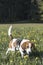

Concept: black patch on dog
[[16, 38, 22, 46]]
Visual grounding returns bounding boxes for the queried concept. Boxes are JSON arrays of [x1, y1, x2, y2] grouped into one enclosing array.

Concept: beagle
[[6, 25, 35, 58]]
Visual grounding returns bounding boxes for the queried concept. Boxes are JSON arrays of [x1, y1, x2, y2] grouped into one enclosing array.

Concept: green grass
[[0, 24, 43, 65]]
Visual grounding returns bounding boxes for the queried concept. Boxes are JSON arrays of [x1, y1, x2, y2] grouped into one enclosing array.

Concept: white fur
[[6, 38, 17, 55], [29, 43, 31, 48], [12, 38, 17, 47], [26, 48, 31, 54], [19, 39, 31, 58], [8, 25, 12, 36], [12, 38, 19, 50], [19, 46, 24, 58]]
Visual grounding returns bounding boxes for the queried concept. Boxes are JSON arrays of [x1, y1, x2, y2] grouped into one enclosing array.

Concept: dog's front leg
[[6, 47, 15, 55], [6, 48, 11, 55], [19, 47, 24, 58]]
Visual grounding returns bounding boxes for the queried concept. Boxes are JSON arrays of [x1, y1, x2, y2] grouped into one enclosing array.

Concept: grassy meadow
[[0, 24, 43, 65]]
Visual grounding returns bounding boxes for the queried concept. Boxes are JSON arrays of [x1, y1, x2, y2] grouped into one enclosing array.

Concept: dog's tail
[[8, 25, 13, 40]]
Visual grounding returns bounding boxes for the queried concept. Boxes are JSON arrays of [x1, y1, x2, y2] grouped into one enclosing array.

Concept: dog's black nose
[[29, 52, 31, 55]]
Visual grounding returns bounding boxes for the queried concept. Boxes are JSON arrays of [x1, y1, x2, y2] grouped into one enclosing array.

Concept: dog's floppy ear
[[31, 42, 36, 51]]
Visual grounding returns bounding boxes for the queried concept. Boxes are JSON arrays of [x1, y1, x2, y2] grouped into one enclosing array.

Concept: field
[[0, 24, 43, 65]]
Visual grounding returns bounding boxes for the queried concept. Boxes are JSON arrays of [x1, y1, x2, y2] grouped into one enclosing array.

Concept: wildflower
[[10, 60, 13, 63], [24, 55, 28, 59], [2, 31, 4, 34], [4, 33, 6, 36], [35, 57, 39, 60], [35, 43, 37, 47], [20, 61, 23, 65], [34, 39, 36, 42], [31, 40, 34, 42], [32, 31, 35, 33]]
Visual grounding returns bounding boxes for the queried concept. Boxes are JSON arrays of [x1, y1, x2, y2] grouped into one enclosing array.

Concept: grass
[[0, 24, 43, 65]]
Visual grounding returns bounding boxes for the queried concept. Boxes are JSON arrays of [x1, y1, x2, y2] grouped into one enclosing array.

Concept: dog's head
[[21, 41, 35, 55]]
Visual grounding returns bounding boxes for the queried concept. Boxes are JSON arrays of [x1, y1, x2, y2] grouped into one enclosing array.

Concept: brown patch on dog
[[31, 43, 36, 50], [9, 40, 13, 48], [9, 34, 13, 41], [21, 41, 35, 50], [13, 41, 17, 47], [9, 40, 17, 48], [21, 41, 30, 50]]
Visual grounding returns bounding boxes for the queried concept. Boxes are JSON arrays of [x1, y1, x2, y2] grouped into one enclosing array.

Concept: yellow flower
[[20, 61, 23, 65], [2, 31, 4, 34], [4, 33, 6, 35], [35, 44, 37, 47], [34, 39, 36, 42], [32, 31, 35, 33], [35, 57, 39, 60], [31, 40, 34, 42], [24, 55, 28, 59], [10, 60, 13, 63], [31, 39, 36, 43]]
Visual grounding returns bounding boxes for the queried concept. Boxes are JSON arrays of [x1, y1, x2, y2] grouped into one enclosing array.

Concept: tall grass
[[0, 24, 43, 65]]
